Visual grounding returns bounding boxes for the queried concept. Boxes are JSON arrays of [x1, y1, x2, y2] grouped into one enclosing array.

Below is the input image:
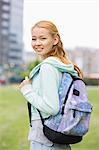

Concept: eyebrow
[[32, 35, 48, 37]]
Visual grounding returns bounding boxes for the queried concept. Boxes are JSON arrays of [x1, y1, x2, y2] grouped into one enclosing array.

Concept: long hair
[[31, 20, 83, 78]]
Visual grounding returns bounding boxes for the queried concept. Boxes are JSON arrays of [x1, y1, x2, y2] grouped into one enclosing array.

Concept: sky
[[23, 0, 99, 51]]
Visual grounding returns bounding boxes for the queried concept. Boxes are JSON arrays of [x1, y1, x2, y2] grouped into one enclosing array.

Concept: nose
[[35, 39, 42, 45]]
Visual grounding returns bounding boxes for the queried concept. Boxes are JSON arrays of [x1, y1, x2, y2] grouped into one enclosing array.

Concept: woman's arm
[[20, 64, 60, 115]]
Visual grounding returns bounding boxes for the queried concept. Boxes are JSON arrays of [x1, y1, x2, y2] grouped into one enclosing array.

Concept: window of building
[[1, 13, 9, 19], [1, 21, 9, 27], [2, 0, 10, 2], [2, 4, 10, 11]]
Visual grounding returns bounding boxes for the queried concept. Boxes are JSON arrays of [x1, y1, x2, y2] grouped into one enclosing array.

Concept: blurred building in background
[[23, 47, 99, 76], [67, 47, 99, 76], [23, 51, 39, 64], [0, 0, 24, 66]]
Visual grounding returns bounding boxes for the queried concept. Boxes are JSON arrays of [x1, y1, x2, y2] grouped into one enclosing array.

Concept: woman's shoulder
[[40, 62, 59, 73], [40, 60, 62, 84], [43, 56, 61, 62]]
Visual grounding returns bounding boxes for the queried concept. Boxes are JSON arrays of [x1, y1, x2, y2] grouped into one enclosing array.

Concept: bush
[[28, 59, 41, 72], [84, 78, 99, 86], [19, 59, 41, 79]]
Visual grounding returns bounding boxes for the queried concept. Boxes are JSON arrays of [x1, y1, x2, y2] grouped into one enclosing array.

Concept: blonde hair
[[31, 20, 83, 78]]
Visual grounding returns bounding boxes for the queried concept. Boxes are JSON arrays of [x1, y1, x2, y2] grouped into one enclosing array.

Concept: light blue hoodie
[[20, 57, 78, 120]]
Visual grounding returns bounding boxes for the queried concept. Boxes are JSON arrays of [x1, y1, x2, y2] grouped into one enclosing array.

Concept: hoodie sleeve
[[20, 63, 60, 115]]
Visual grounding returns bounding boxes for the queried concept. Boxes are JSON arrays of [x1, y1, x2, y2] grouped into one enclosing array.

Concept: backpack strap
[[27, 102, 48, 127], [27, 102, 32, 127], [61, 73, 83, 115], [61, 79, 74, 115], [37, 109, 45, 125]]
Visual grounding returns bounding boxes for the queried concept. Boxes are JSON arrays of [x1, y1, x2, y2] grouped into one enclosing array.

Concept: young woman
[[19, 20, 83, 150]]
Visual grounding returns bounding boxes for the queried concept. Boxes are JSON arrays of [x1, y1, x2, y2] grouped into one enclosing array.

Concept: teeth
[[37, 49, 42, 51], [37, 48, 43, 51]]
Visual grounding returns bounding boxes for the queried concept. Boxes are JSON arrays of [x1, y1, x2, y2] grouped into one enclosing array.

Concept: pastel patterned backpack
[[28, 69, 93, 144], [38, 73, 92, 144]]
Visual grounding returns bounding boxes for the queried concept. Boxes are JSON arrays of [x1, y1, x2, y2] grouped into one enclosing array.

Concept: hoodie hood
[[29, 57, 78, 79]]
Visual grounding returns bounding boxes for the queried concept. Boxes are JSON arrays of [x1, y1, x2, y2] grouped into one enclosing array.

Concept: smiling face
[[31, 26, 59, 58]]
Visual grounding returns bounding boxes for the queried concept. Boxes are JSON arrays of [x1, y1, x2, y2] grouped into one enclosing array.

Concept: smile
[[36, 49, 43, 52], [35, 47, 44, 52]]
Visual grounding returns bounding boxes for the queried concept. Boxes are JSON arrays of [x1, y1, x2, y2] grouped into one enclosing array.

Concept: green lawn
[[0, 85, 29, 150], [72, 87, 99, 150], [0, 85, 99, 150]]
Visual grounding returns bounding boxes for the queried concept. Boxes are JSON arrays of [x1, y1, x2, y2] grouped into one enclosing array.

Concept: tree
[[19, 59, 41, 78]]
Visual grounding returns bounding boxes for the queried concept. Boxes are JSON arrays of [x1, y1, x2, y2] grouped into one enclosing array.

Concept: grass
[[0, 85, 99, 150], [0, 85, 29, 150], [72, 87, 99, 150]]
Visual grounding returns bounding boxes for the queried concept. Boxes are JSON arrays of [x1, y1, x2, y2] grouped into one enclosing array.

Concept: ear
[[53, 35, 59, 45]]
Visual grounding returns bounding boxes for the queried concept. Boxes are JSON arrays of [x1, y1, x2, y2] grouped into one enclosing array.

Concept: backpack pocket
[[58, 101, 93, 136]]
